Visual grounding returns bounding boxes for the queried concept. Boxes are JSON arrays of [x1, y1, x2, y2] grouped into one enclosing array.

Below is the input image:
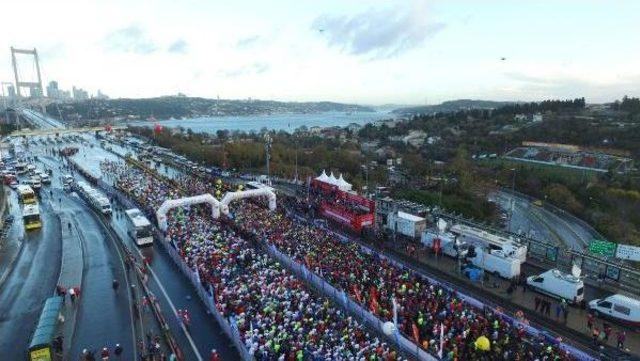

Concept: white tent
[[337, 174, 352, 191], [328, 172, 338, 185], [315, 170, 352, 191], [316, 170, 330, 182]]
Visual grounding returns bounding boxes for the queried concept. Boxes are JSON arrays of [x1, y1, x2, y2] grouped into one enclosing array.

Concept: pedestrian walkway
[[55, 211, 84, 360], [0, 188, 23, 280]]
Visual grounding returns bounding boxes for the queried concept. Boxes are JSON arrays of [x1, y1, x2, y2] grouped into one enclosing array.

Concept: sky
[[0, 0, 638, 105]]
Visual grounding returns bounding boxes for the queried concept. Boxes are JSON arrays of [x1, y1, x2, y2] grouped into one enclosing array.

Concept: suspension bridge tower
[[10, 47, 44, 98]]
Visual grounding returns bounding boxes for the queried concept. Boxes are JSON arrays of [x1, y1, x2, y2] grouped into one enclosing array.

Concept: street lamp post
[[1, 82, 14, 128], [294, 137, 299, 182], [508, 168, 516, 232], [361, 164, 369, 194], [264, 133, 272, 185]]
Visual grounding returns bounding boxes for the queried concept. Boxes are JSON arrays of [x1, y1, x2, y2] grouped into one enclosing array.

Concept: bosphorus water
[[131, 111, 393, 134]]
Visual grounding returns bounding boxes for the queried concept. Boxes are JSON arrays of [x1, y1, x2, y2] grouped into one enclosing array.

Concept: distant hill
[[392, 99, 514, 115], [47, 96, 374, 124]]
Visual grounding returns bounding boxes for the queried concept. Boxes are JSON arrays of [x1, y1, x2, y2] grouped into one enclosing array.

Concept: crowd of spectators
[[231, 201, 577, 361], [102, 161, 402, 361]]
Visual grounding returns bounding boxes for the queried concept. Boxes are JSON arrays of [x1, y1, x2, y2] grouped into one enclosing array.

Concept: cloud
[[168, 39, 188, 54], [236, 35, 260, 49], [219, 62, 270, 78], [40, 43, 66, 61], [313, 0, 445, 59], [503, 72, 640, 101], [103, 25, 158, 54]]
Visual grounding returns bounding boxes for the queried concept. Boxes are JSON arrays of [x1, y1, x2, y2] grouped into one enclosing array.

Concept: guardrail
[[433, 205, 640, 295], [156, 233, 253, 361], [94, 183, 252, 360], [500, 188, 606, 242]]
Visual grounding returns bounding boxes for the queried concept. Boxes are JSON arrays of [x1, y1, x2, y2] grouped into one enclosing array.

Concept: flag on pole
[[369, 286, 379, 314], [412, 323, 420, 344], [352, 285, 363, 303], [438, 322, 444, 359], [392, 297, 398, 329]]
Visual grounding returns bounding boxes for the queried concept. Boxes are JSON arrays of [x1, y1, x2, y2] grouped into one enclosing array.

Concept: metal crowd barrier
[[156, 235, 253, 361], [261, 238, 435, 361]]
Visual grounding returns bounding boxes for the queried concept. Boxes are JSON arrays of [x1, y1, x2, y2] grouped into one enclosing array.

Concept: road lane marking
[[118, 219, 203, 361]]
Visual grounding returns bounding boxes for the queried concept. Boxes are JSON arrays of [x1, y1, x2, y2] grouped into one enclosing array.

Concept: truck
[[421, 230, 460, 258], [388, 211, 426, 239], [469, 246, 521, 279], [450, 223, 528, 264]]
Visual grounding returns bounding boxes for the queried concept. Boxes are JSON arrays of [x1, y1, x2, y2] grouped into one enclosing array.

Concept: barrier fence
[[434, 206, 640, 295], [156, 233, 253, 361]]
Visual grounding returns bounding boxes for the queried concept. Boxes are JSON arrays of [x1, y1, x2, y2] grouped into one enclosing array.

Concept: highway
[[492, 190, 597, 251], [61, 193, 135, 359], [0, 139, 169, 360], [18, 108, 66, 130], [0, 189, 61, 360], [69, 141, 239, 360]]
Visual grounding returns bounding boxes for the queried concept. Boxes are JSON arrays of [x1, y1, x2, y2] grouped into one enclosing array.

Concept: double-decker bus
[[17, 184, 37, 204], [22, 203, 42, 230], [125, 208, 153, 246]]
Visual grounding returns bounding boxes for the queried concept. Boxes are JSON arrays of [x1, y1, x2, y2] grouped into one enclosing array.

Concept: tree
[[216, 129, 229, 140]]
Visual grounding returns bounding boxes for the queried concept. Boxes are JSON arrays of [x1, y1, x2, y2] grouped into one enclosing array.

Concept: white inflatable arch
[[156, 194, 221, 231], [220, 188, 276, 215]]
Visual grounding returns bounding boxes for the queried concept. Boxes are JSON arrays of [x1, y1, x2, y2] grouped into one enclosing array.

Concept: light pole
[[508, 168, 516, 233], [1, 82, 14, 128], [361, 164, 369, 194], [264, 133, 272, 185], [294, 136, 299, 182]]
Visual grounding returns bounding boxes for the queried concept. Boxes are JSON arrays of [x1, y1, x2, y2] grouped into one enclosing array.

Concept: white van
[[589, 294, 640, 326], [527, 269, 584, 303]]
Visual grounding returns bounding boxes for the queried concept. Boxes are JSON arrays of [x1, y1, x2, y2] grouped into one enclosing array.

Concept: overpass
[[10, 125, 126, 137], [16, 107, 66, 129]]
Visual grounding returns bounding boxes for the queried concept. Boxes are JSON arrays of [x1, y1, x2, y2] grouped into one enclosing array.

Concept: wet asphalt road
[[71, 143, 239, 360], [0, 184, 61, 359], [63, 194, 135, 360], [495, 191, 596, 251]]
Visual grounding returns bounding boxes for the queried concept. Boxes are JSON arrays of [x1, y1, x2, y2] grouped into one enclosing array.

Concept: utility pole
[[264, 133, 272, 185], [1, 82, 8, 125], [508, 168, 516, 233], [361, 164, 369, 195], [294, 140, 299, 182]]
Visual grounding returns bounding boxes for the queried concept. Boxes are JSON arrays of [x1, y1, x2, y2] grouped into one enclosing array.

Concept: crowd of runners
[[102, 160, 402, 361], [100, 159, 580, 360]]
